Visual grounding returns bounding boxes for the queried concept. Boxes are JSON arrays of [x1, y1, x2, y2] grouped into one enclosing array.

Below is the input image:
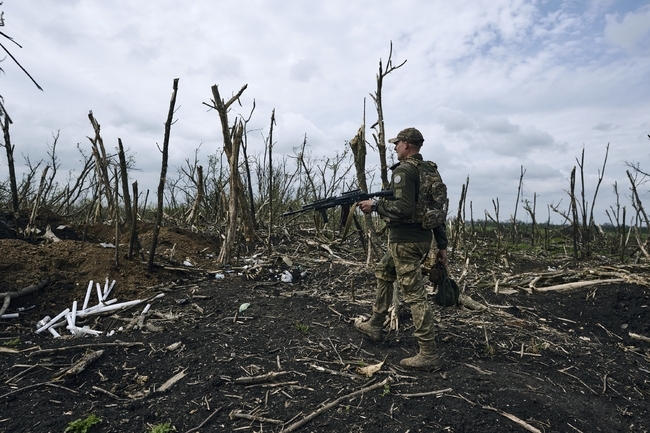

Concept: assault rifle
[[282, 189, 393, 222]]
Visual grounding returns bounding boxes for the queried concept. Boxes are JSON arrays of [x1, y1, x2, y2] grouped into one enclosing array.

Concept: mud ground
[[0, 216, 649, 433]]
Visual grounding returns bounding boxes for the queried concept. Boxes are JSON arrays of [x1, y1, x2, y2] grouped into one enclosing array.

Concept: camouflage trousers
[[373, 241, 435, 344]]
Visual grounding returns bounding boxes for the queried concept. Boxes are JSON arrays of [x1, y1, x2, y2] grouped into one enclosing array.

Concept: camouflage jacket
[[376, 154, 447, 248]]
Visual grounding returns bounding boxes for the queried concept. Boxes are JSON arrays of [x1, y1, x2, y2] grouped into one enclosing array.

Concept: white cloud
[[604, 5, 650, 54]]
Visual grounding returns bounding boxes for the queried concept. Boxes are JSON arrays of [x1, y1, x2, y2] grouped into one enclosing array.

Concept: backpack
[[431, 263, 460, 307], [404, 158, 448, 229]]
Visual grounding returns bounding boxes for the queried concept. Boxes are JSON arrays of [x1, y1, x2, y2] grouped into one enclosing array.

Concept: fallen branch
[[534, 279, 623, 293], [309, 363, 360, 380], [53, 350, 104, 380], [92, 385, 125, 401], [28, 341, 144, 357], [483, 405, 542, 433], [559, 368, 599, 395], [244, 381, 299, 389], [0, 279, 49, 316], [396, 387, 452, 398], [184, 405, 225, 433], [229, 410, 283, 425], [629, 332, 650, 343], [282, 377, 392, 432], [234, 371, 289, 385], [0, 380, 78, 400]]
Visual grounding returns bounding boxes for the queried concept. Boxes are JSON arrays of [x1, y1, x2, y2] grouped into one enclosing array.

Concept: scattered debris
[[35, 279, 164, 338]]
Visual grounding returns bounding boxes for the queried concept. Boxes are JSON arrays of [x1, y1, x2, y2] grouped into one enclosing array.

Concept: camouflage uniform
[[373, 154, 447, 348], [356, 127, 448, 370]]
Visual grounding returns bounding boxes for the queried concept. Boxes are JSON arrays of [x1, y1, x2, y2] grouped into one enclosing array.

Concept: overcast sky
[[2, 0, 650, 225]]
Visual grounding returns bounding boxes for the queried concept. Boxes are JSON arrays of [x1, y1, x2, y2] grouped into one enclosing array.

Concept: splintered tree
[[349, 103, 381, 262], [370, 41, 406, 189], [87, 111, 115, 218], [204, 84, 255, 266], [366, 42, 406, 334]]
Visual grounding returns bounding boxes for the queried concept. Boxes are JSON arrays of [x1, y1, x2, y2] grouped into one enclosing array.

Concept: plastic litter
[[281, 270, 293, 283]]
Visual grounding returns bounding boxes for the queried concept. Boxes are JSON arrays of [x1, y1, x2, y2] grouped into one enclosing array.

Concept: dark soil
[[1, 215, 649, 433]]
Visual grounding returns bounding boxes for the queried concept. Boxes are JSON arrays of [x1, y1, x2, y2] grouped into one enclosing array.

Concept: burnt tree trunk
[[267, 109, 276, 257], [148, 78, 180, 272], [219, 118, 244, 265], [117, 138, 133, 229], [370, 41, 406, 190], [129, 181, 140, 260], [1, 112, 20, 214], [208, 84, 253, 265]]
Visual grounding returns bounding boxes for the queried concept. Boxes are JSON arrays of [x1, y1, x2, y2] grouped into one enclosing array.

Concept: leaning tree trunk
[[87, 111, 115, 215], [148, 78, 179, 272]]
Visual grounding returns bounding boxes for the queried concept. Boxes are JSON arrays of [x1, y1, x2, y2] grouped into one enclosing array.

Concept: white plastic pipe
[[65, 312, 74, 331], [141, 304, 151, 315], [67, 325, 102, 337], [77, 298, 117, 317], [82, 280, 93, 310], [48, 327, 61, 338], [35, 308, 70, 334], [90, 299, 142, 314], [1, 313, 19, 319], [77, 299, 141, 317], [95, 283, 103, 306], [103, 280, 116, 301], [71, 301, 78, 327]]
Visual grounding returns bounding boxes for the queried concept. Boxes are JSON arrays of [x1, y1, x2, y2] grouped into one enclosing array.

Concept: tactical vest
[[403, 158, 448, 229]]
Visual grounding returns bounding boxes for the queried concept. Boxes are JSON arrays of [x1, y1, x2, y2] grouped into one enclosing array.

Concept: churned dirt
[[0, 213, 649, 433]]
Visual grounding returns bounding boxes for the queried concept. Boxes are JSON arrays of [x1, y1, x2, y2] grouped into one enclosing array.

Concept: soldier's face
[[394, 140, 407, 160]]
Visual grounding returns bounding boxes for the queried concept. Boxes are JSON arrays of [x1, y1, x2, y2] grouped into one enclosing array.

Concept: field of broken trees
[[2, 58, 650, 432]]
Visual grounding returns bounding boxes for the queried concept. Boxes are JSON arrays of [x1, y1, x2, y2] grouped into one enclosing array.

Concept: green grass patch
[[64, 414, 102, 433]]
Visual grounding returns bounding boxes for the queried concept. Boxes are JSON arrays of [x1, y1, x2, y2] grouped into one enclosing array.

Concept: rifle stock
[[282, 189, 393, 222]]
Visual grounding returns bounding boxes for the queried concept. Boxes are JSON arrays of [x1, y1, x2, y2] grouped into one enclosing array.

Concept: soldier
[[357, 127, 448, 371]]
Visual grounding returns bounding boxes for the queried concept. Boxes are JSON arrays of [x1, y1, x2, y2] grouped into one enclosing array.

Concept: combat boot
[[354, 314, 385, 342], [399, 341, 441, 371]]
